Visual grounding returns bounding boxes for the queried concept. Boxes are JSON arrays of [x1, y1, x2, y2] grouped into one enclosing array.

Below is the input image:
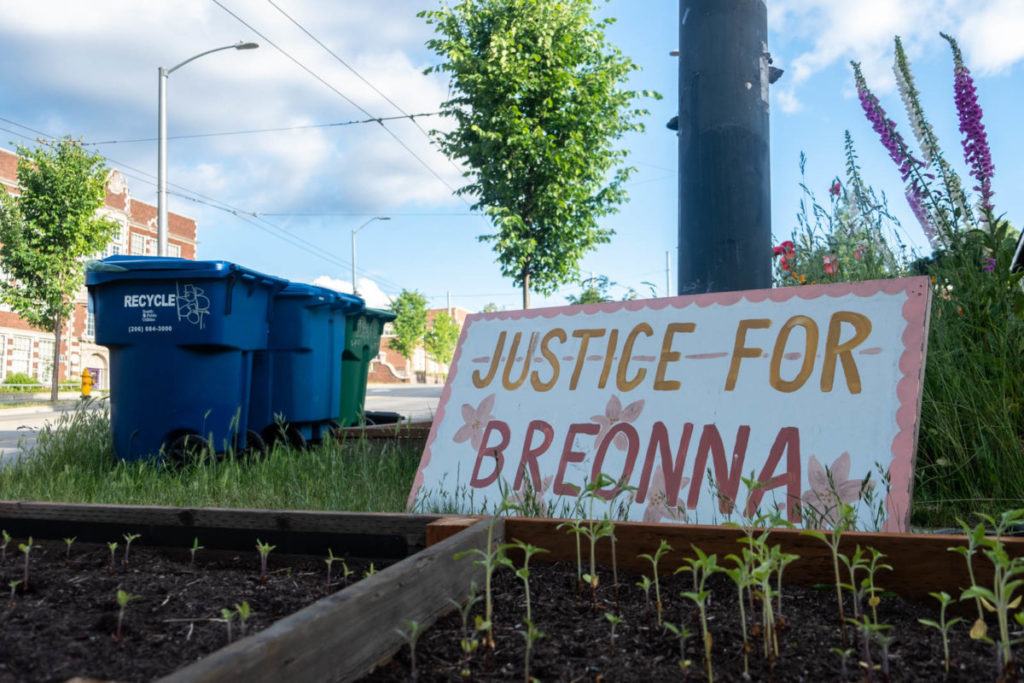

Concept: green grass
[[0, 401, 421, 512]]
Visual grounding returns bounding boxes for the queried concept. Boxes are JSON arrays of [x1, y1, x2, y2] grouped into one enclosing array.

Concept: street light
[[351, 216, 391, 296], [157, 41, 258, 256]]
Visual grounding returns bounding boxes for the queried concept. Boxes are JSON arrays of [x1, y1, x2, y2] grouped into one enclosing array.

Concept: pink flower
[[641, 466, 688, 523], [854, 244, 867, 261], [823, 254, 839, 276], [590, 395, 644, 451], [830, 181, 841, 197], [507, 475, 553, 516], [452, 393, 496, 450], [801, 452, 874, 527]]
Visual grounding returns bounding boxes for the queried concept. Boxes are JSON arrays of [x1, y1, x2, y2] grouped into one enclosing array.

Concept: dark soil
[[365, 561, 1014, 682], [0, 538, 381, 682]]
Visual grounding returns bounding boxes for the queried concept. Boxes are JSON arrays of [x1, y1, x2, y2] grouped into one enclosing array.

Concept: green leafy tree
[[565, 274, 640, 305], [424, 310, 460, 368], [0, 138, 118, 401], [388, 289, 429, 382], [421, 0, 657, 308], [480, 302, 501, 313]]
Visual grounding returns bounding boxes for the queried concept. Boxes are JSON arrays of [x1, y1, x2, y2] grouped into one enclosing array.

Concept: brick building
[[0, 147, 197, 389], [368, 306, 471, 383]]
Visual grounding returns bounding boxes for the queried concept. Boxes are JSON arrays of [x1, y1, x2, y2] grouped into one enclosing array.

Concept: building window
[[86, 296, 95, 338], [104, 242, 121, 257], [168, 243, 181, 258], [145, 237, 157, 255], [37, 339, 54, 383], [130, 233, 145, 255], [10, 336, 30, 376]]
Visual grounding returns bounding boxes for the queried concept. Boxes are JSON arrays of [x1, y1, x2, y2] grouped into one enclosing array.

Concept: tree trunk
[[521, 272, 531, 309], [50, 310, 63, 402]]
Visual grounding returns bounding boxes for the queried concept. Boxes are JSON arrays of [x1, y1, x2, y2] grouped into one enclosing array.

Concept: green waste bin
[[339, 307, 396, 427]]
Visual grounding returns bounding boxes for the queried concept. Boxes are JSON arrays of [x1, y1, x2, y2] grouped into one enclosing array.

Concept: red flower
[[773, 241, 795, 271], [854, 243, 866, 260], [829, 181, 841, 197], [823, 254, 839, 275]]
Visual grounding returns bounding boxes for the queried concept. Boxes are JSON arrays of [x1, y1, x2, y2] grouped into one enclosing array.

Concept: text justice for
[[469, 419, 805, 523], [471, 311, 872, 395]]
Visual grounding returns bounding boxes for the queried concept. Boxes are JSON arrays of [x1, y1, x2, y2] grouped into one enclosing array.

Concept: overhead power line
[[82, 112, 439, 146], [0, 115, 405, 291], [210, 0, 463, 200]]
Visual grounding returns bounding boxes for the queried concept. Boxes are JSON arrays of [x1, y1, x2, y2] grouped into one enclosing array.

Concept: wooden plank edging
[[160, 516, 504, 683], [427, 517, 1024, 603], [0, 502, 440, 558]]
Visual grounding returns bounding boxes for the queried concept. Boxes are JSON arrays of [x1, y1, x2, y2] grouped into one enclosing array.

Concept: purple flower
[[943, 33, 994, 214], [906, 188, 939, 249], [984, 258, 996, 273], [852, 61, 922, 182]]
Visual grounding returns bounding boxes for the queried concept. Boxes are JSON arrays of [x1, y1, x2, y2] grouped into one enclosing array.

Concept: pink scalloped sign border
[[408, 277, 931, 532]]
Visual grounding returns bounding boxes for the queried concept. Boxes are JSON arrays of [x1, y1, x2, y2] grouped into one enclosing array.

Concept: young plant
[[801, 501, 857, 646], [637, 539, 672, 626], [115, 589, 138, 641], [324, 548, 339, 590], [107, 541, 119, 573], [556, 516, 586, 599], [949, 518, 987, 623], [449, 581, 483, 669], [255, 539, 276, 585], [680, 545, 719, 682], [604, 612, 623, 653], [861, 547, 892, 626], [122, 532, 141, 566], [498, 539, 547, 627], [18, 537, 36, 590], [723, 551, 754, 676], [454, 494, 517, 650], [63, 536, 76, 562], [770, 545, 799, 619], [636, 575, 653, 629], [189, 537, 203, 570], [518, 619, 545, 683], [363, 562, 377, 579], [918, 591, 962, 674], [340, 560, 354, 587], [664, 621, 694, 675], [578, 474, 618, 612], [235, 601, 251, 636], [395, 619, 423, 680], [8, 579, 21, 606], [959, 509, 1024, 678], [0, 530, 9, 565], [220, 607, 236, 643]]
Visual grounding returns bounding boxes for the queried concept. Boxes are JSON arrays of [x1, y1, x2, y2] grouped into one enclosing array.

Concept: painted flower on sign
[[591, 395, 644, 451], [507, 475, 553, 516], [641, 466, 688, 523], [801, 451, 875, 527], [452, 393, 496, 450]]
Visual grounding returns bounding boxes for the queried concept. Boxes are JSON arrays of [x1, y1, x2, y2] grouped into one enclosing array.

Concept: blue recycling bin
[[85, 256, 287, 463], [249, 284, 364, 446]]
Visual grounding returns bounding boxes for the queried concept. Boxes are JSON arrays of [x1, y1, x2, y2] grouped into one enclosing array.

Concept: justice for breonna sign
[[408, 277, 931, 532]]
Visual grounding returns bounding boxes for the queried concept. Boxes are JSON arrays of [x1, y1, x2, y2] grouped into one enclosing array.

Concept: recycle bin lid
[[85, 255, 287, 286]]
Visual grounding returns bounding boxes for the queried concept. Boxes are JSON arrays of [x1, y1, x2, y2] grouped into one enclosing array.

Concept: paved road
[[365, 383, 443, 422], [0, 403, 84, 466], [0, 385, 445, 466]]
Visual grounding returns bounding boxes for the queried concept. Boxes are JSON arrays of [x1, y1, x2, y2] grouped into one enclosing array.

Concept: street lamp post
[[158, 41, 258, 256], [351, 216, 391, 297]]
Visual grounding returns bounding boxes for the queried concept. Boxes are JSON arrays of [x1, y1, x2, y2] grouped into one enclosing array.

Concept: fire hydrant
[[81, 368, 92, 398]]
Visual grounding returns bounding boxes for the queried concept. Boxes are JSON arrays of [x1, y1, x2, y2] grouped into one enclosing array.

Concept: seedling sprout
[[0, 530, 9, 565], [395, 619, 423, 680], [637, 539, 672, 626], [107, 542, 119, 573], [918, 591, 962, 674], [115, 589, 138, 641], [18, 537, 36, 590], [63, 537, 76, 562], [122, 533, 141, 566], [8, 579, 20, 607], [189, 537, 203, 570], [255, 539, 275, 585]]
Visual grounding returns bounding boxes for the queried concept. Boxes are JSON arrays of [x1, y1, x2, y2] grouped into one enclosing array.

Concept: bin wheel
[[166, 433, 213, 467], [262, 423, 307, 451], [242, 430, 267, 462]]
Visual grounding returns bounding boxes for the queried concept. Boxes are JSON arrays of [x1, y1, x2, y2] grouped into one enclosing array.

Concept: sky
[[0, 0, 1021, 311]]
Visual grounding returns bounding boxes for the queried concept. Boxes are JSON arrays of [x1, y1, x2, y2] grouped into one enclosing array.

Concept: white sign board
[[409, 278, 930, 531]]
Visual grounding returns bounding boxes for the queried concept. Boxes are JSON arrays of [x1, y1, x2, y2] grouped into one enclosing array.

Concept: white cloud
[[768, 0, 1024, 102], [313, 275, 392, 309], [775, 87, 803, 114], [958, 0, 1024, 74]]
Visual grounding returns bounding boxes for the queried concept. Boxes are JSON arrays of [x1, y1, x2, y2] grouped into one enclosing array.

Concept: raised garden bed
[[366, 517, 1024, 681], [0, 503, 491, 682]]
